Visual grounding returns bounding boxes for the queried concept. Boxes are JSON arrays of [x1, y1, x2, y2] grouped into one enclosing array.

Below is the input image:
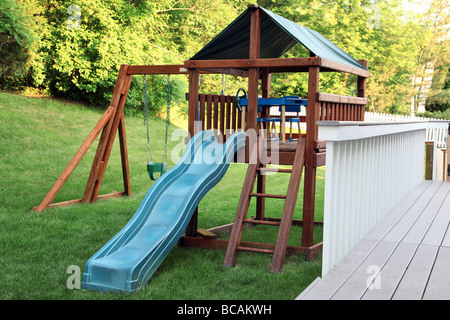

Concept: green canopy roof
[[190, 6, 366, 71]]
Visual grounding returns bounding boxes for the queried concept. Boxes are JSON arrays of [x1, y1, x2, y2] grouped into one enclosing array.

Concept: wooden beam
[[198, 68, 249, 77], [118, 115, 131, 196], [302, 66, 320, 248], [185, 57, 321, 70], [358, 59, 368, 121], [320, 57, 370, 77], [181, 237, 321, 258], [425, 141, 434, 180], [246, 4, 261, 133], [32, 191, 126, 211], [185, 57, 369, 77], [188, 68, 200, 139], [249, 5, 261, 59], [127, 64, 218, 75], [127, 64, 188, 75], [33, 106, 114, 212], [357, 59, 369, 96], [256, 69, 271, 221], [317, 92, 368, 105], [186, 67, 200, 237]]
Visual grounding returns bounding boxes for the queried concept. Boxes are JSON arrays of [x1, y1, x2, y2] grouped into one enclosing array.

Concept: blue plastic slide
[[81, 130, 246, 293]]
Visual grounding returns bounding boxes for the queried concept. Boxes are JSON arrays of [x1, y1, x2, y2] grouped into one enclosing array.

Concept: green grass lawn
[[0, 91, 324, 300]]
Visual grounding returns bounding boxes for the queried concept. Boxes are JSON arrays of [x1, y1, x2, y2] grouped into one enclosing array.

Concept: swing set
[[143, 75, 171, 180], [33, 4, 369, 274]]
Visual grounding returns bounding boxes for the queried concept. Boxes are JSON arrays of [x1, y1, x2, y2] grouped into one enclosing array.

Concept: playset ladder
[[223, 138, 306, 273]]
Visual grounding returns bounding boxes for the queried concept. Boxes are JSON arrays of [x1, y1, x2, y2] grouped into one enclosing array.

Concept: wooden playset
[[33, 5, 369, 273]]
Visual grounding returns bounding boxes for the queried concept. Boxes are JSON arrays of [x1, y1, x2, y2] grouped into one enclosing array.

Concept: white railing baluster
[[318, 121, 448, 276]]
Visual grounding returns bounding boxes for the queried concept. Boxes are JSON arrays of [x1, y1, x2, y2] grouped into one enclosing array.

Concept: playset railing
[[191, 91, 368, 142], [193, 93, 242, 140], [317, 93, 366, 121]]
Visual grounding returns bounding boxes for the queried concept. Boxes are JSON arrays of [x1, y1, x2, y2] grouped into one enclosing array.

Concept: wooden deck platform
[[297, 180, 450, 300]]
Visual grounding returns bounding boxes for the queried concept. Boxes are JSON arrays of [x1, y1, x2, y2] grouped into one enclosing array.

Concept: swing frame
[[32, 65, 209, 212]]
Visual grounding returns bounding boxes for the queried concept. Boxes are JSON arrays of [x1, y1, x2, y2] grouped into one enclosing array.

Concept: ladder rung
[[250, 193, 287, 199], [257, 167, 292, 173], [236, 246, 275, 254], [243, 219, 281, 226]]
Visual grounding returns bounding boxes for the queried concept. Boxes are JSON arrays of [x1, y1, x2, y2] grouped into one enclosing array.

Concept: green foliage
[[426, 67, 450, 113], [30, 0, 162, 110], [416, 108, 450, 120], [0, 0, 37, 88], [1, 0, 449, 116]]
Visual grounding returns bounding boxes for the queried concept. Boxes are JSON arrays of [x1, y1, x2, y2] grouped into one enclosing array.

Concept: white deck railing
[[365, 112, 448, 148], [318, 121, 448, 276], [269, 109, 448, 148]]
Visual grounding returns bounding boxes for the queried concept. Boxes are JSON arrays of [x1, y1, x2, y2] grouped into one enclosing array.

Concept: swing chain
[[163, 75, 171, 166], [143, 75, 153, 164]]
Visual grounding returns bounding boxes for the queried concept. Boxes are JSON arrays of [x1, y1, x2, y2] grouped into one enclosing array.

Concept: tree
[[426, 66, 450, 112], [410, 0, 450, 113], [257, 0, 422, 113], [0, 0, 37, 89]]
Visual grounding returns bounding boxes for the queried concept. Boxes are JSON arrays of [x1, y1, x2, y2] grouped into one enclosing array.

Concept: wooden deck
[[297, 180, 450, 300]]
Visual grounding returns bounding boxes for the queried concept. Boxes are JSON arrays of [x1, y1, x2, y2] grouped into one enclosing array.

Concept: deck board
[[421, 184, 450, 246], [361, 242, 417, 300], [297, 180, 450, 300], [423, 246, 450, 300], [392, 244, 439, 300]]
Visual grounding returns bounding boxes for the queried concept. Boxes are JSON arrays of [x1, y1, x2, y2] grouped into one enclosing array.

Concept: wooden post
[[448, 129, 450, 182], [246, 4, 260, 134], [442, 148, 447, 181], [186, 67, 200, 237], [118, 116, 131, 196], [358, 60, 368, 121], [245, 3, 261, 170], [425, 141, 434, 180], [302, 66, 320, 248], [256, 69, 271, 220], [188, 68, 200, 139]]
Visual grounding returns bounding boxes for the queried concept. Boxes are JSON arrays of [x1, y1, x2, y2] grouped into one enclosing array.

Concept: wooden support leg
[[83, 65, 132, 203], [33, 106, 114, 212], [302, 66, 320, 248], [118, 115, 131, 196], [186, 68, 200, 237], [256, 162, 266, 221]]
